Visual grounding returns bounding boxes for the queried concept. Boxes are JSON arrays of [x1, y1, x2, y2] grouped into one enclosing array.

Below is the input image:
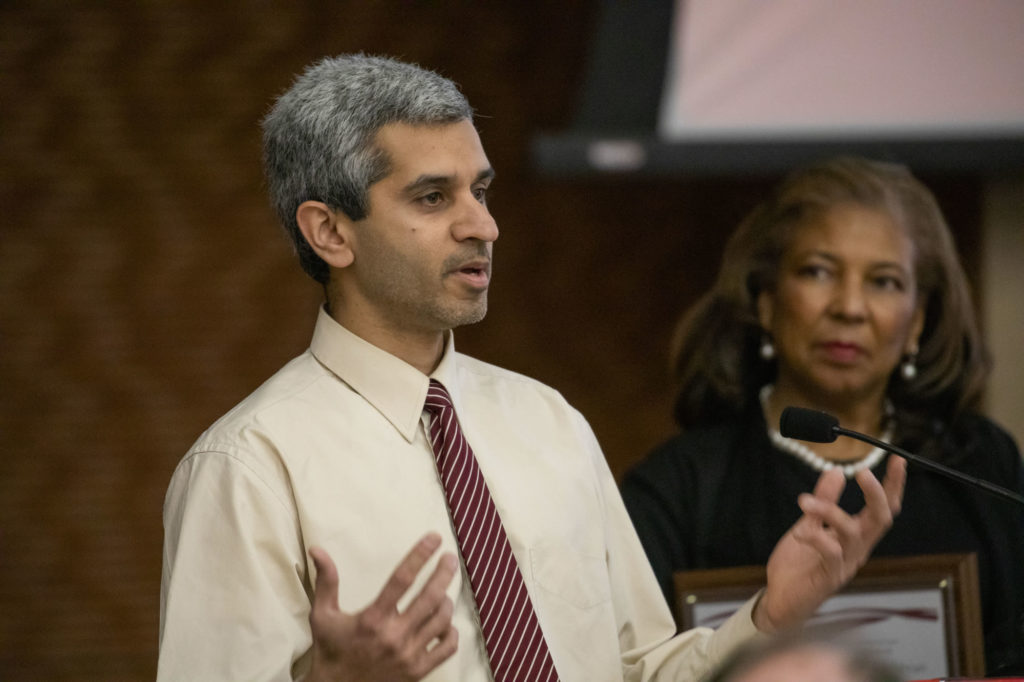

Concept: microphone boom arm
[[834, 426, 1024, 506]]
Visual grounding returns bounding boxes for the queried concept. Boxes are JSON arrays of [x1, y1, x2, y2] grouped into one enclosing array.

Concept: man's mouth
[[450, 261, 490, 289]]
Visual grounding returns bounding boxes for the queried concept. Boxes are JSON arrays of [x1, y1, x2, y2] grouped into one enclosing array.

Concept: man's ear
[[295, 200, 355, 269]]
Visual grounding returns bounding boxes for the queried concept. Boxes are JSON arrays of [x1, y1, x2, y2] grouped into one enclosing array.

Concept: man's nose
[[452, 195, 499, 243]]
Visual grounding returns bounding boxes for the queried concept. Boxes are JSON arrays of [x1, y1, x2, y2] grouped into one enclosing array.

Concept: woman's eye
[[873, 275, 904, 291], [798, 264, 830, 280]]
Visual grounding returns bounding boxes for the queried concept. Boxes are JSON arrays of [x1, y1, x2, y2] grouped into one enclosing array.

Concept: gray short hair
[[261, 54, 474, 283]]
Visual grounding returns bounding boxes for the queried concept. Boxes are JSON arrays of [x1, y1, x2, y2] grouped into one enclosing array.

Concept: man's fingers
[[423, 625, 459, 670], [309, 546, 340, 614], [759, 458, 908, 633], [881, 455, 907, 515], [797, 493, 857, 540], [402, 551, 459, 631], [811, 467, 847, 503], [790, 516, 843, 563], [795, 457, 908, 565], [373, 532, 444, 614], [306, 537, 459, 681], [405, 592, 456, 662], [854, 466, 894, 523]]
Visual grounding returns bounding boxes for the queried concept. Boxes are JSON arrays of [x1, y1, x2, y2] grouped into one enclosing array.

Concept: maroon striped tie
[[424, 380, 559, 682]]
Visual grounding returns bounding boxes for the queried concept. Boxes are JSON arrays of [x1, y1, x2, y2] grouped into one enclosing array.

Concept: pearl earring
[[759, 335, 775, 361], [900, 348, 918, 380]]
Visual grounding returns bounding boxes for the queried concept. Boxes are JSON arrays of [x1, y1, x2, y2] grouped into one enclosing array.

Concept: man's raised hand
[[754, 455, 907, 633], [306, 532, 460, 682]]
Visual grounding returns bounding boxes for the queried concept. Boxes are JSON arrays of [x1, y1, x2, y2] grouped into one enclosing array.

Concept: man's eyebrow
[[402, 167, 496, 195], [403, 174, 452, 195]]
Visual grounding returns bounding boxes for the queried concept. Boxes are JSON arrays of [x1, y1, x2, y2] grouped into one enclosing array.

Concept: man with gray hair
[[158, 54, 906, 682], [704, 634, 903, 682]]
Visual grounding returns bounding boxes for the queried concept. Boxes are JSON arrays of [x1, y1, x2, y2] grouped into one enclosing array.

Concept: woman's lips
[[819, 341, 864, 363]]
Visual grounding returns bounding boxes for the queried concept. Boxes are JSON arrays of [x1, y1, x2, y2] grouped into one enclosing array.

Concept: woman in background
[[621, 157, 1024, 674]]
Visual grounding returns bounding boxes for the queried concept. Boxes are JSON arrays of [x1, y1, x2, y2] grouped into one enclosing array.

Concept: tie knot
[[424, 379, 454, 414]]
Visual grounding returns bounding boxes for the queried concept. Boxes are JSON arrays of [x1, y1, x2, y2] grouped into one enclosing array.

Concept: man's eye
[[420, 192, 443, 206], [473, 187, 488, 204]]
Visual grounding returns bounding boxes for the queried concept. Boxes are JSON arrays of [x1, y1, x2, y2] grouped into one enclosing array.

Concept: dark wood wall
[[0, 3, 983, 680]]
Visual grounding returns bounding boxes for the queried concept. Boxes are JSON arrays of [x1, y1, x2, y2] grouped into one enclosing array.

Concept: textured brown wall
[[0, 3, 983, 680]]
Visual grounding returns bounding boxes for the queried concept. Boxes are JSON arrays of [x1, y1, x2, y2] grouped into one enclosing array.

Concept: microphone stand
[[834, 426, 1024, 506]]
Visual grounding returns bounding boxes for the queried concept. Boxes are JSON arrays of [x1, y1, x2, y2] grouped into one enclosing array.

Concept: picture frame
[[674, 553, 985, 677]]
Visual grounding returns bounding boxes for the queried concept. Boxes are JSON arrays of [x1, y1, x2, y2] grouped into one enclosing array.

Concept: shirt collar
[[309, 306, 462, 443]]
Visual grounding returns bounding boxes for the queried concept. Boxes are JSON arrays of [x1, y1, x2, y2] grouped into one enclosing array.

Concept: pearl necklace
[[759, 385, 893, 478]]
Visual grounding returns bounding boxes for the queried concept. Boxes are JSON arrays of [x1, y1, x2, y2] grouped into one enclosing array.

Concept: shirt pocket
[[529, 542, 613, 610]]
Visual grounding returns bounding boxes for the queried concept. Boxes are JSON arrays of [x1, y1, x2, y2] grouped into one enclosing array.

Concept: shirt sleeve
[[618, 450, 693, 607], [158, 447, 312, 682], [581, 422, 764, 680]]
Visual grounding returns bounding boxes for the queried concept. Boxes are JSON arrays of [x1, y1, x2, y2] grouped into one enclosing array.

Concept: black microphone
[[780, 406, 1024, 506]]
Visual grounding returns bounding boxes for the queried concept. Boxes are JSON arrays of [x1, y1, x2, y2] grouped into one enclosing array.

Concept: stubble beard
[[372, 281, 489, 334], [434, 293, 488, 330], [357, 241, 492, 333]]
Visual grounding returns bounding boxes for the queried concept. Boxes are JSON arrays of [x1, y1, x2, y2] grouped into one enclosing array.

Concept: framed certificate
[[674, 553, 985, 678]]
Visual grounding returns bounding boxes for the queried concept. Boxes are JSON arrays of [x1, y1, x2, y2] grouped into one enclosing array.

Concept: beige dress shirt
[[158, 308, 761, 681]]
